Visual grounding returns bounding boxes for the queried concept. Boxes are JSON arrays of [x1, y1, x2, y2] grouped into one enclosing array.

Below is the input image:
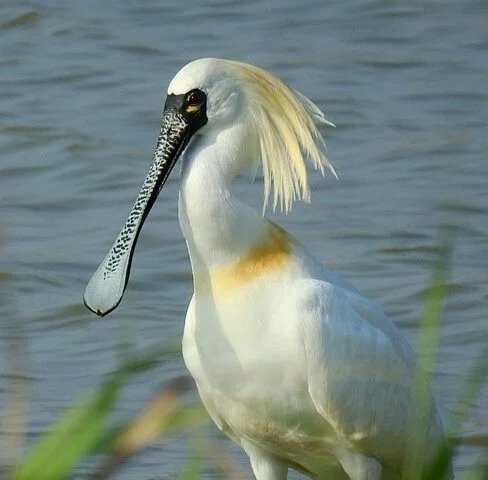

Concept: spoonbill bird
[[84, 58, 451, 480]]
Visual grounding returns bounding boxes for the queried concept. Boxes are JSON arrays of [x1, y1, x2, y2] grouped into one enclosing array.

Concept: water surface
[[1, 0, 487, 477]]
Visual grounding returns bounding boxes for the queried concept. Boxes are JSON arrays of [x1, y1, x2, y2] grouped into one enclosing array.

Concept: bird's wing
[[298, 279, 442, 465]]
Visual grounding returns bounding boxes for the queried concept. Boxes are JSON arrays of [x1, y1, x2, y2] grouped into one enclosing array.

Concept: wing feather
[[299, 279, 445, 468]]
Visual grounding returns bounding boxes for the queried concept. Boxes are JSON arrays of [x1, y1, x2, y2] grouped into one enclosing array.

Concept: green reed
[[5, 241, 487, 480]]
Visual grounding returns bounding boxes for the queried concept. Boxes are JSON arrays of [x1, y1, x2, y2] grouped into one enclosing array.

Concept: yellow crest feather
[[229, 61, 336, 213]]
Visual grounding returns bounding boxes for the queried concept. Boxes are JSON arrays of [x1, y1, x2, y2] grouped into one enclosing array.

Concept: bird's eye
[[185, 89, 205, 110]]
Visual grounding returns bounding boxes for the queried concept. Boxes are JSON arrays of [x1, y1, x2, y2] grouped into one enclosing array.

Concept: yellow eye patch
[[186, 104, 202, 114]]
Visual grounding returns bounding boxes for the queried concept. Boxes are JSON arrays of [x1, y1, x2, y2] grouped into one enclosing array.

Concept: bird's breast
[[194, 223, 292, 300]]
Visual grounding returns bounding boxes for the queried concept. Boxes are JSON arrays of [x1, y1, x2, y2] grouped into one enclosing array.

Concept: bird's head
[[168, 58, 336, 210], [84, 58, 335, 316]]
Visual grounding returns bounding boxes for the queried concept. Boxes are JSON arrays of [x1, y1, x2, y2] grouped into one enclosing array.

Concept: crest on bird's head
[[228, 60, 336, 213]]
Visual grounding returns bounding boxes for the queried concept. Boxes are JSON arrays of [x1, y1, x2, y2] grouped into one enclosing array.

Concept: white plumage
[[85, 58, 451, 479]]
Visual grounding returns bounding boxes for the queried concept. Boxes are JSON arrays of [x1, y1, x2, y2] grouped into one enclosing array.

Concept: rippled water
[[1, 1, 487, 478]]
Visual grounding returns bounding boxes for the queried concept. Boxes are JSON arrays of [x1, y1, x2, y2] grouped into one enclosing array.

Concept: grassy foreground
[[3, 242, 488, 479]]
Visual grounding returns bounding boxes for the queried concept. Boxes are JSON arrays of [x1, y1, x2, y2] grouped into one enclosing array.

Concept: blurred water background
[[1, 0, 487, 478]]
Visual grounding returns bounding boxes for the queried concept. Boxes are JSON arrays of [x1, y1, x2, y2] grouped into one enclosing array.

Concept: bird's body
[[178, 169, 444, 479], [84, 58, 451, 479]]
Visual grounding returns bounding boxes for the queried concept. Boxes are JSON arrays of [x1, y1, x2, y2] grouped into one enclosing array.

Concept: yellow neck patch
[[207, 224, 291, 298]]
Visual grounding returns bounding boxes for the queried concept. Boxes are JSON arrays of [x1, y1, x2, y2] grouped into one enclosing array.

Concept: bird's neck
[[179, 168, 271, 271], [177, 128, 291, 295]]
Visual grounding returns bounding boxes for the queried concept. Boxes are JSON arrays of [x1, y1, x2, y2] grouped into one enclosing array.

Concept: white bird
[[84, 58, 451, 480]]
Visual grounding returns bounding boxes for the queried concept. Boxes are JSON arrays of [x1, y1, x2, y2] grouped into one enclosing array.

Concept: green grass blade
[[9, 346, 170, 480], [10, 375, 124, 480], [404, 242, 452, 480]]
